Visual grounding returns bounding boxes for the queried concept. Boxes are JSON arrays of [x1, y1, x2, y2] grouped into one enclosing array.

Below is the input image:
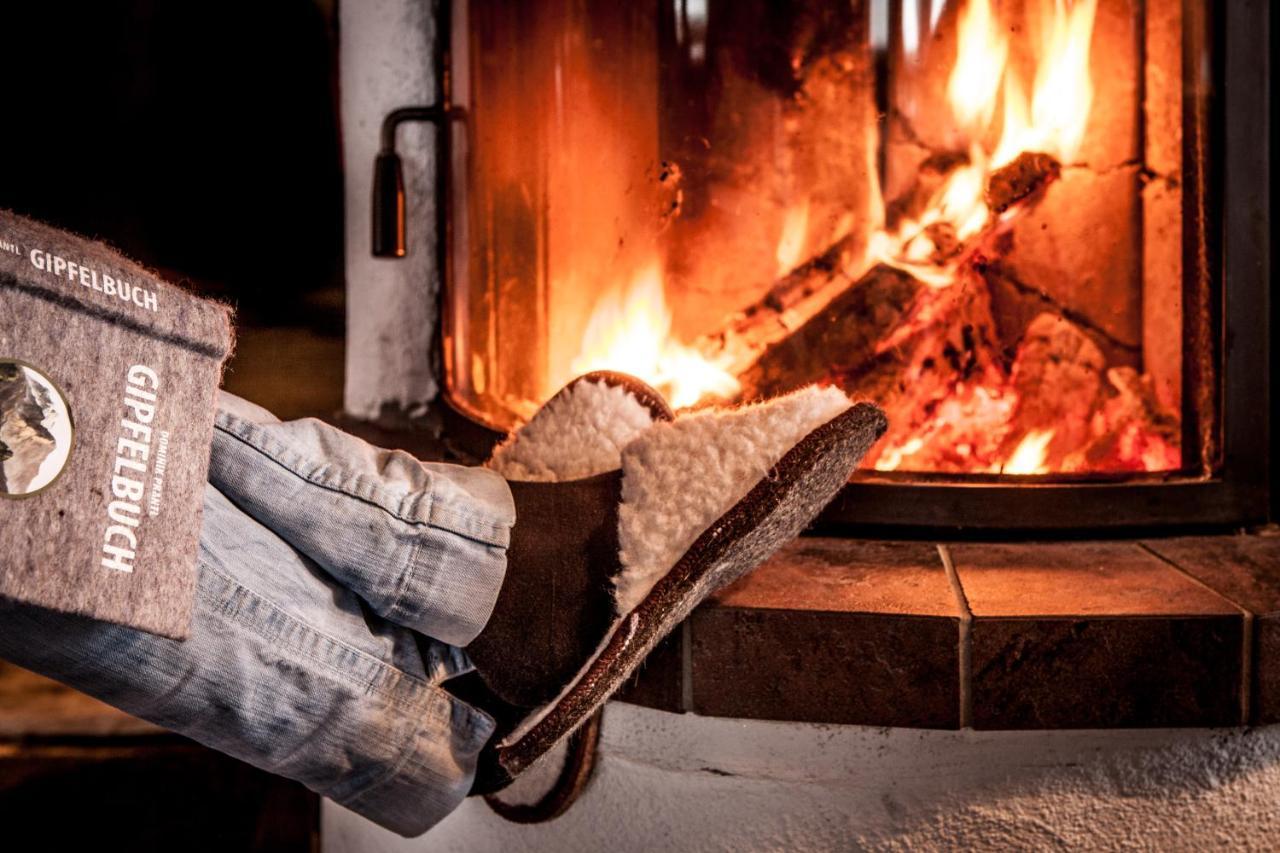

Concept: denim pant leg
[[0, 484, 494, 838], [208, 392, 514, 647]]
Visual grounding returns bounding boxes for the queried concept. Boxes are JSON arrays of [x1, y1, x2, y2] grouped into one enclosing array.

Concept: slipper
[[473, 378, 887, 793], [465, 372, 675, 709]]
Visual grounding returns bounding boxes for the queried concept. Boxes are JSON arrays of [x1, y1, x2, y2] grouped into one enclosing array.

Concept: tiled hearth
[[620, 534, 1280, 731], [329, 416, 1280, 733]]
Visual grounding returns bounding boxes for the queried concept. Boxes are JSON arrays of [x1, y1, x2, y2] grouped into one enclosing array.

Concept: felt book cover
[[0, 210, 233, 639]]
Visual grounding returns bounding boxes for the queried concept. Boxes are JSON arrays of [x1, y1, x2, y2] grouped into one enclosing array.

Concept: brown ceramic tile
[[952, 542, 1243, 729], [689, 539, 961, 728], [953, 542, 1241, 617], [712, 538, 959, 617], [1143, 535, 1280, 724]]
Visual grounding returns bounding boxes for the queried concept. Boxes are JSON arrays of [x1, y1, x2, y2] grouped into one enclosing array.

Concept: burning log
[[885, 151, 971, 230], [734, 264, 923, 401], [985, 152, 1062, 215], [994, 314, 1180, 474], [686, 120, 1117, 474], [693, 232, 867, 379], [1080, 367, 1182, 472], [703, 192, 1176, 477], [698, 144, 1063, 390], [852, 302, 1181, 475], [844, 272, 1011, 472]]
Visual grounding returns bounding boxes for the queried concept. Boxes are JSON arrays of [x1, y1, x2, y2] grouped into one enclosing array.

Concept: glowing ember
[[569, 262, 740, 409]]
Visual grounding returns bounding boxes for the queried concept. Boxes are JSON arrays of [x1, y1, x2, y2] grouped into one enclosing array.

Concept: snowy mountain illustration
[[0, 363, 59, 494]]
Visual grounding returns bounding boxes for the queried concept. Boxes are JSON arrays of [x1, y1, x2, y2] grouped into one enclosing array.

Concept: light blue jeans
[[0, 392, 515, 837]]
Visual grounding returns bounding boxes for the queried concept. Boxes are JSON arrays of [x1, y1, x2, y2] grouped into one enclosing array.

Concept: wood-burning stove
[[335, 1, 1280, 843], [362, 0, 1271, 533]]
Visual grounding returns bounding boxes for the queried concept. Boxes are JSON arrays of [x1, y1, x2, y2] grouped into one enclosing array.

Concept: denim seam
[[215, 414, 431, 524], [427, 499, 510, 546], [343, 690, 497, 812], [213, 413, 511, 547], [386, 536, 427, 632], [199, 559, 447, 715], [341, 689, 453, 809]]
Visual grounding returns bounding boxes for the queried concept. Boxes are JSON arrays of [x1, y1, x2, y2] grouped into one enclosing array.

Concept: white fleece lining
[[486, 379, 658, 483], [613, 385, 851, 613]]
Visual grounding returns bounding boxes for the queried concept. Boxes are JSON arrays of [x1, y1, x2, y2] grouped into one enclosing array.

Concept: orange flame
[[775, 200, 811, 276], [992, 0, 1098, 167], [563, 0, 1101, 448], [947, 0, 1008, 134], [569, 262, 740, 409], [859, 1, 1109, 475], [873, 0, 1098, 279], [1003, 429, 1055, 474]]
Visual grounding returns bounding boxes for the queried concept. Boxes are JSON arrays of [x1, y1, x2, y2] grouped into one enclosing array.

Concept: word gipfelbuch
[[28, 246, 160, 313], [102, 365, 170, 573]]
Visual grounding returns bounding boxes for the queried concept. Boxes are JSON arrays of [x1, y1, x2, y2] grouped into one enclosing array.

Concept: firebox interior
[[441, 0, 1214, 482]]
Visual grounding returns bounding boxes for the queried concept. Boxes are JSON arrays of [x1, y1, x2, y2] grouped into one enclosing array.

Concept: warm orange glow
[[948, 0, 1098, 169], [869, 152, 991, 289], [860, 0, 1111, 475], [1003, 429, 1055, 475], [569, 262, 740, 409], [536, 0, 1165, 478], [775, 200, 811, 276], [992, 0, 1099, 167], [875, 0, 1098, 283], [947, 0, 1008, 133]]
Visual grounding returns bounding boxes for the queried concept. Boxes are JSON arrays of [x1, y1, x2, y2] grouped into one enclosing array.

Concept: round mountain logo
[[0, 359, 74, 497]]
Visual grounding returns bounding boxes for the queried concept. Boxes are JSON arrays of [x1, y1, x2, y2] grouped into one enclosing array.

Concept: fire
[[992, 0, 1098, 167], [775, 200, 811, 276], [556, 0, 1150, 479], [869, 152, 992, 288], [865, 0, 1105, 474], [947, 0, 1007, 134], [951, 0, 1098, 169], [947, 0, 1097, 168], [876, 0, 1098, 280], [1003, 429, 1054, 475], [569, 262, 740, 409]]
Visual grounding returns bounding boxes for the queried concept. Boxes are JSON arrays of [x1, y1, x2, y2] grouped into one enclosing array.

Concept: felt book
[[0, 210, 233, 639]]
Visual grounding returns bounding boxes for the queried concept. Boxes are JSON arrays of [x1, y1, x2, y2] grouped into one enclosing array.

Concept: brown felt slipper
[[465, 372, 675, 709], [467, 376, 887, 795]]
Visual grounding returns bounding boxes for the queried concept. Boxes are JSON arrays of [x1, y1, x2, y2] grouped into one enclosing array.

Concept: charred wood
[[985, 151, 1062, 215], [736, 264, 923, 400]]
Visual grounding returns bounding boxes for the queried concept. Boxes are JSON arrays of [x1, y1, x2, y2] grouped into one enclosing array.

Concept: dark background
[[0, 6, 343, 845], [0, 0, 344, 328]]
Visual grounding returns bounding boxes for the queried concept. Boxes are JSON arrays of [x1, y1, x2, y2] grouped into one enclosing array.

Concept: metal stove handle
[[371, 105, 454, 258]]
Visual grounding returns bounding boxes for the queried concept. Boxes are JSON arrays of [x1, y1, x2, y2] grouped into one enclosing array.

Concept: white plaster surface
[[324, 702, 1280, 851], [341, 0, 441, 419]]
